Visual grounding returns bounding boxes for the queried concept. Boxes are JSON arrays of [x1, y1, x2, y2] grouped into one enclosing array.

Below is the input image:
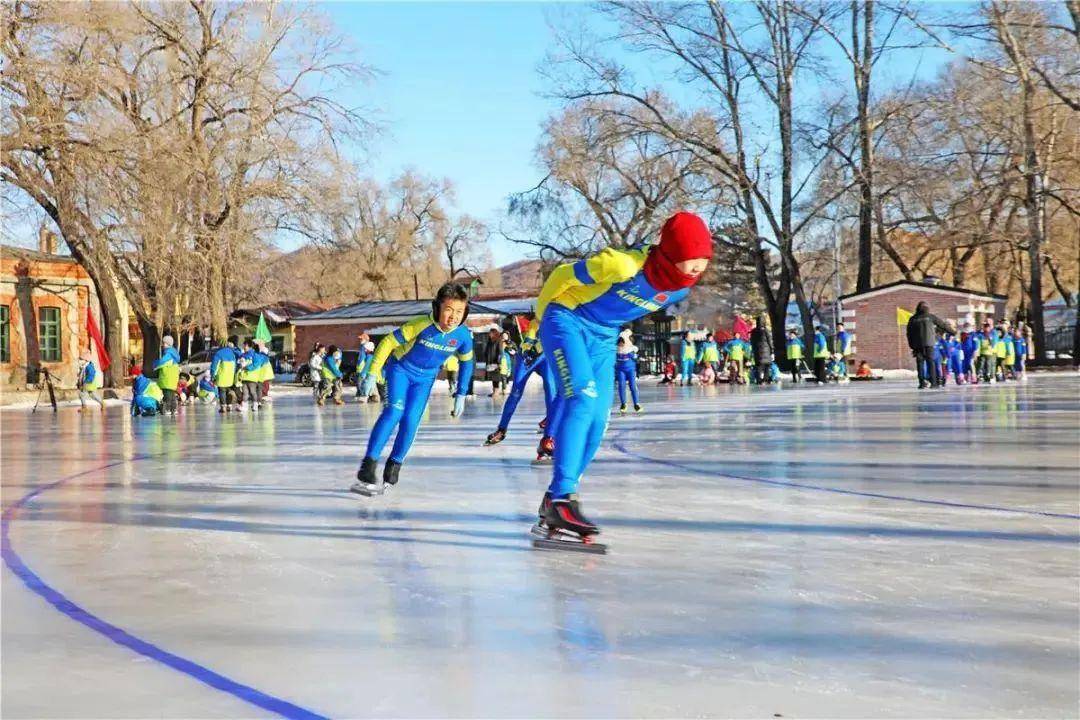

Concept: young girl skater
[[350, 283, 475, 496], [533, 211, 712, 550]]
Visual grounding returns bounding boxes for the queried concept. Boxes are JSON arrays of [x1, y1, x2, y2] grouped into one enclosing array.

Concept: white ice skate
[[349, 480, 387, 497]]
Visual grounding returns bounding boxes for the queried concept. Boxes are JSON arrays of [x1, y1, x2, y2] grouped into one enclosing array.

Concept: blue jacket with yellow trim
[[835, 330, 852, 355], [536, 247, 689, 329], [368, 314, 475, 395]]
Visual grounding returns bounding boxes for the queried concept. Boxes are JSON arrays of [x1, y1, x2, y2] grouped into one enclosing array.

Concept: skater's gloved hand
[[451, 394, 466, 417], [360, 374, 376, 398]]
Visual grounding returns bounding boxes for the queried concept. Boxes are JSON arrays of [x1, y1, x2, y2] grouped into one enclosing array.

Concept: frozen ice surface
[[2, 376, 1078, 719]]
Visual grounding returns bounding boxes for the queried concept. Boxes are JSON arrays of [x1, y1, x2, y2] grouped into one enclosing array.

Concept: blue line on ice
[[609, 435, 1080, 522], [1, 458, 330, 720]]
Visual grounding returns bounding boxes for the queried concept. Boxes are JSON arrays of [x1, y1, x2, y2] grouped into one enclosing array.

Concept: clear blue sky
[[321, 1, 564, 266], [321, 1, 961, 268]]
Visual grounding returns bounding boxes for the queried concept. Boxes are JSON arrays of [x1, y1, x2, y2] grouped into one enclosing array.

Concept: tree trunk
[[1020, 84, 1047, 362], [855, 0, 875, 292], [138, 315, 162, 377]]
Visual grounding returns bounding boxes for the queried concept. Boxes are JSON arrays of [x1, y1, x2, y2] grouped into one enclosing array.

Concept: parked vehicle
[[180, 350, 213, 378], [295, 351, 360, 385]]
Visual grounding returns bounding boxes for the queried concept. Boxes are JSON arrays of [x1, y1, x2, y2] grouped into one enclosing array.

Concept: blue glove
[[451, 394, 466, 417], [360, 374, 376, 397]]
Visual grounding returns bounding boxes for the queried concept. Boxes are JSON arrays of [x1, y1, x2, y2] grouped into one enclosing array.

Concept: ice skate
[[619, 403, 627, 415], [529, 492, 553, 538], [634, 404, 643, 414], [532, 495, 606, 554], [485, 428, 507, 446], [531, 436, 554, 465], [350, 457, 385, 497], [383, 460, 401, 487]]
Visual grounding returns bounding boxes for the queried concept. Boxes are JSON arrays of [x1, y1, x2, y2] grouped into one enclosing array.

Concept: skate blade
[[530, 457, 553, 466], [349, 484, 385, 497], [532, 537, 607, 554]]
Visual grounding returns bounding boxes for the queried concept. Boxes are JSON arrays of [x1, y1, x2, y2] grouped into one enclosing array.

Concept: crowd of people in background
[[906, 301, 1028, 389], [77, 297, 1037, 421], [119, 334, 276, 417]]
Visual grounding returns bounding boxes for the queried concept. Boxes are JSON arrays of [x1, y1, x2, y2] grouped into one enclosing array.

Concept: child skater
[[678, 331, 696, 385], [615, 335, 642, 414], [532, 211, 712, 549], [350, 282, 475, 496], [485, 315, 556, 457], [76, 351, 106, 412], [211, 336, 240, 413], [960, 326, 978, 384], [786, 329, 805, 383]]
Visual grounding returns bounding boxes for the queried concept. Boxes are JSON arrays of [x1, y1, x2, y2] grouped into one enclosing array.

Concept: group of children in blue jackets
[[129, 335, 272, 416], [931, 321, 1028, 385]]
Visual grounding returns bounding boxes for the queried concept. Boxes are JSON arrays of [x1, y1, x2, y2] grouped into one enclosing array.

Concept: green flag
[[254, 312, 272, 343]]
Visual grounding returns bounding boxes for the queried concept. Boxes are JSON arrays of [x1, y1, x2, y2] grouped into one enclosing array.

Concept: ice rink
[[3, 375, 1078, 718]]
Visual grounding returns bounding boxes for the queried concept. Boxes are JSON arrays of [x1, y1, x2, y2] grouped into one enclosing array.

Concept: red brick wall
[[844, 287, 1007, 370], [1, 256, 96, 387]]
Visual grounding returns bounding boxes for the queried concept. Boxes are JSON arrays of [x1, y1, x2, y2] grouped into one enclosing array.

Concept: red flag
[[86, 307, 111, 371]]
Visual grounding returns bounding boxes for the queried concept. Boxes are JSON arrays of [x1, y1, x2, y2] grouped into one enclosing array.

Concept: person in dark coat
[[749, 315, 774, 384], [906, 301, 954, 389]]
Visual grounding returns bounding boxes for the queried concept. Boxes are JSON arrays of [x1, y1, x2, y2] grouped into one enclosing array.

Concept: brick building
[[0, 242, 110, 389], [839, 280, 1007, 370]]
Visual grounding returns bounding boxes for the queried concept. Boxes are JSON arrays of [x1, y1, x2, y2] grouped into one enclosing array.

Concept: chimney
[[38, 227, 58, 255]]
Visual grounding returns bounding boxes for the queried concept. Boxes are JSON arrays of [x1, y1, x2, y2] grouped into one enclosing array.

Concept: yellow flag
[[896, 307, 913, 326]]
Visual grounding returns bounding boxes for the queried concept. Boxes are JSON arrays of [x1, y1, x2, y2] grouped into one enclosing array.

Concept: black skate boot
[[383, 460, 401, 487], [350, 457, 383, 496], [531, 436, 554, 465], [634, 404, 643, 414], [485, 427, 508, 446], [619, 403, 627, 414], [529, 492, 553, 538], [533, 494, 605, 553]]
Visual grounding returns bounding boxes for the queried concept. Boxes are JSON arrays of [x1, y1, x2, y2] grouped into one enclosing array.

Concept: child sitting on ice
[[659, 355, 677, 384], [196, 371, 216, 403], [699, 363, 716, 385], [176, 372, 191, 405]]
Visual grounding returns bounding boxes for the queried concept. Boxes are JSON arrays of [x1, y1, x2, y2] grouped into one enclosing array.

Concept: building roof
[[231, 301, 326, 324], [292, 298, 509, 325], [472, 297, 538, 315], [1, 244, 79, 264], [840, 279, 1008, 303]]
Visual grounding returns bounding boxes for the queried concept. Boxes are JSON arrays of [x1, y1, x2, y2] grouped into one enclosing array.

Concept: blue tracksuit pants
[[539, 304, 617, 498], [948, 354, 963, 378], [364, 359, 437, 463], [616, 363, 639, 406], [680, 358, 694, 382], [498, 354, 553, 431]]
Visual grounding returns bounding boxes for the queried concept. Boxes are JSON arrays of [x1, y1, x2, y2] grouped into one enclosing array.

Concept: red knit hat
[[644, 212, 713, 290]]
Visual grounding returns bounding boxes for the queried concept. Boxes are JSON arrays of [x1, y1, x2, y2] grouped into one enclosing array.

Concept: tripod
[[32, 367, 59, 414]]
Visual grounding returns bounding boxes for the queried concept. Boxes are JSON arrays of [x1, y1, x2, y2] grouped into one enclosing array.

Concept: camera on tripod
[[30, 364, 59, 413]]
